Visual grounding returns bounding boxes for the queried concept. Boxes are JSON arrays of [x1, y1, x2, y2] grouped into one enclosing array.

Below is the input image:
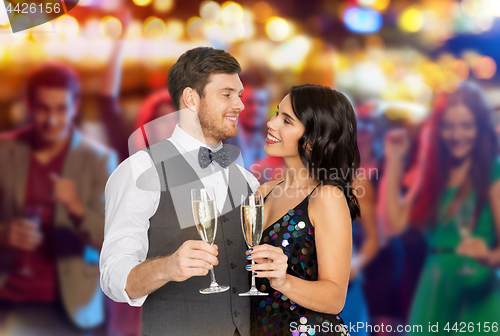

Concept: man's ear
[[181, 87, 198, 111]]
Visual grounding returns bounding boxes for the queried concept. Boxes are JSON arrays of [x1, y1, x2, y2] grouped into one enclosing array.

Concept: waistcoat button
[[230, 263, 236, 269], [226, 239, 233, 245], [233, 311, 239, 318], [222, 216, 228, 222], [232, 287, 238, 293]]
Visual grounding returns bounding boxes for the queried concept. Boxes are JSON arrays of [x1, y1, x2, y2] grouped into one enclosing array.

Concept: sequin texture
[[251, 188, 348, 336]]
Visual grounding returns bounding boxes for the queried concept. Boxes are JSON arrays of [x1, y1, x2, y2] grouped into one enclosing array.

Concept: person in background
[[0, 63, 117, 335], [99, 10, 177, 162], [380, 81, 500, 335], [341, 111, 380, 335], [224, 85, 268, 170]]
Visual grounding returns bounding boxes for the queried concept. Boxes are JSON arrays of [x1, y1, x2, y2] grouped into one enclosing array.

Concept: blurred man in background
[[0, 63, 117, 335]]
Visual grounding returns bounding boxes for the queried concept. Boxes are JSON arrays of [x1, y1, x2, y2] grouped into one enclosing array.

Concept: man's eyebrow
[[220, 87, 244, 92]]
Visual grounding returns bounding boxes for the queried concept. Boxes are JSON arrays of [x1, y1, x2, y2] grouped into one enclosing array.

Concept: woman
[[381, 81, 500, 334], [247, 84, 358, 336]]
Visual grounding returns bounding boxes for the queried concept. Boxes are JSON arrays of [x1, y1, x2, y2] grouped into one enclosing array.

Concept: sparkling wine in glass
[[456, 199, 476, 275], [239, 193, 268, 296], [191, 188, 230, 294], [19, 205, 43, 277]]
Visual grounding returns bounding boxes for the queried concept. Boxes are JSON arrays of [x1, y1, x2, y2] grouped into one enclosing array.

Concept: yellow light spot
[[398, 6, 423, 33], [221, 1, 243, 22], [153, 0, 174, 12], [200, 1, 221, 23], [144, 17, 166, 39], [266, 17, 289, 41], [100, 16, 122, 40], [133, 0, 153, 7]]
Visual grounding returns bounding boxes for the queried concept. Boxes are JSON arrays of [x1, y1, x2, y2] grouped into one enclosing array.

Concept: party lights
[[343, 6, 382, 33], [265, 17, 289, 41], [398, 6, 423, 33]]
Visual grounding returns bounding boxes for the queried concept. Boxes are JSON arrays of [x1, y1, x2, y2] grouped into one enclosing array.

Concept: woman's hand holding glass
[[246, 244, 289, 291]]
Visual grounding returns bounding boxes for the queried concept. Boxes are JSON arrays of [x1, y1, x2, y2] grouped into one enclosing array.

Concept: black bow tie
[[198, 146, 231, 169]]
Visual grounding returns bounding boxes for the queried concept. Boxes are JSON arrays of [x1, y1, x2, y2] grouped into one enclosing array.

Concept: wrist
[[158, 255, 173, 283], [67, 201, 84, 219]]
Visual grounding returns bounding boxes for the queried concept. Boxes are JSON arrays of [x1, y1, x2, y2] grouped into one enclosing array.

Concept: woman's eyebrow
[[282, 112, 295, 121]]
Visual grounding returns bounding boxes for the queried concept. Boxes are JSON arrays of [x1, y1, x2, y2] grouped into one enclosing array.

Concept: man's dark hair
[[168, 47, 241, 110], [26, 62, 80, 106]]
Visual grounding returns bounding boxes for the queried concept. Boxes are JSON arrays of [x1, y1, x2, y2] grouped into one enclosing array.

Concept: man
[[100, 47, 260, 336], [0, 63, 117, 335]]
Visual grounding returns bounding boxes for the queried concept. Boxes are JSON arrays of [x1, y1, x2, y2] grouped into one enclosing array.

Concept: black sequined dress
[[251, 181, 350, 336]]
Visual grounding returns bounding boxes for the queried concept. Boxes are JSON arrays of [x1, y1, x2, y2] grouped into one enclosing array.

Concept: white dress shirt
[[100, 125, 260, 306]]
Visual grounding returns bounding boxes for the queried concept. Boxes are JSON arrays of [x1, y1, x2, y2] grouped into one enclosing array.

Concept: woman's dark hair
[[411, 81, 499, 228], [26, 62, 80, 106], [168, 47, 241, 110], [289, 84, 361, 220]]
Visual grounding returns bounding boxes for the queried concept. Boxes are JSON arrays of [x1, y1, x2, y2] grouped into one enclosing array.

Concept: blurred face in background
[[265, 94, 305, 158], [197, 73, 244, 142], [239, 87, 269, 131], [440, 103, 477, 160], [357, 118, 375, 162], [29, 87, 78, 145]]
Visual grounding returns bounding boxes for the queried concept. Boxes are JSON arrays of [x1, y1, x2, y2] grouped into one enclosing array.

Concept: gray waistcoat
[[141, 140, 251, 336]]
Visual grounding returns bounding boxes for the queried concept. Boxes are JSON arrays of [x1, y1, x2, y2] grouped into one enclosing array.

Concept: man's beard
[[198, 100, 237, 142]]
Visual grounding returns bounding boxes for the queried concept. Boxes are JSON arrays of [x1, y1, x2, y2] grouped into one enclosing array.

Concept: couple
[[100, 47, 358, 336]]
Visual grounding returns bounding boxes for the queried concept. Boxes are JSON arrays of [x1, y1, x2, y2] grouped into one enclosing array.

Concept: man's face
[[29, 87, 78, 144], [197, 73, 244, 143]]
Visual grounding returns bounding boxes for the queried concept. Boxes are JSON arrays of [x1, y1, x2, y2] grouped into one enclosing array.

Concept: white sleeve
[[100, 151, 160, 307]]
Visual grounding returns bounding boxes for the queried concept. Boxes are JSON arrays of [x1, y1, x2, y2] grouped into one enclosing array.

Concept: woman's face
[[264, 94, 305, 158], [440, 104, 477, 160]]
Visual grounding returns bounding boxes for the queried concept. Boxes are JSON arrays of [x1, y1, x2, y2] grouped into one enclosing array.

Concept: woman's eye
[[284, 119, 291, 125], [275, 111, 279, 115], [224, 94, 231, 97]]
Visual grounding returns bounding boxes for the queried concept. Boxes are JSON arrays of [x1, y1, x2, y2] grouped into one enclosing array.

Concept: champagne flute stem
[[251, 259, 256, 288], [209, 267, 217, 287]]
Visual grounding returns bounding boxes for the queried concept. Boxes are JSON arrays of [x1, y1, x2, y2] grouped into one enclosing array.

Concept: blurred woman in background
[[380, 81, 500, 334]]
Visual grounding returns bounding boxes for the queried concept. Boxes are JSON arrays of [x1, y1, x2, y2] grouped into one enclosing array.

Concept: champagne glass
[[19, 205, 43, 277], [239, 193, 268, 296], [456, 199, 476, 275], [191, 188, 230, 294]]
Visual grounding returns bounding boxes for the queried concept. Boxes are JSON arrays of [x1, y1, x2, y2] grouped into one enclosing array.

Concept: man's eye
[[224, 94, 231, 97]]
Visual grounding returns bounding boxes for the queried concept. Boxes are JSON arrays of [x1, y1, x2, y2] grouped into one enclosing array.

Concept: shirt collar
[[170, 124, 223, 159]]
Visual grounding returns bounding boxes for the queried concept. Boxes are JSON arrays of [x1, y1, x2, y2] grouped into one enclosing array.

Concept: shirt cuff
[[114, 258, 148, 307]]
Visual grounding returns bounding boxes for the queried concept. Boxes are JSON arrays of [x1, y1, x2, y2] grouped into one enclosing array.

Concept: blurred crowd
[[1, 1, 500, 336]]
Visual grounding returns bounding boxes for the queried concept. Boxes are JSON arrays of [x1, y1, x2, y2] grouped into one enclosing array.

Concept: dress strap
[[307, 182, 322, 200], [263, 180, 284, 202]]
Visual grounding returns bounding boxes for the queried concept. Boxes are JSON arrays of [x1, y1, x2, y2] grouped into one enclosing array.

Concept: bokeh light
[[200, 1, 222, 23], [473, 56, 497, 79], [187, 17, 206, 41], [165, 19, 184, 39], [266, 17, 289, 41], [253, 1, 273, 23], [133, 0, 153, 7], [343, 6, 383, 33], [221, 2, 244, 22], [55, 15, 79, 39], [100, 16, 123, 40], [143, 17, 166, 39], [398, 6, 423, 33], [153, 0, 174, 13]]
